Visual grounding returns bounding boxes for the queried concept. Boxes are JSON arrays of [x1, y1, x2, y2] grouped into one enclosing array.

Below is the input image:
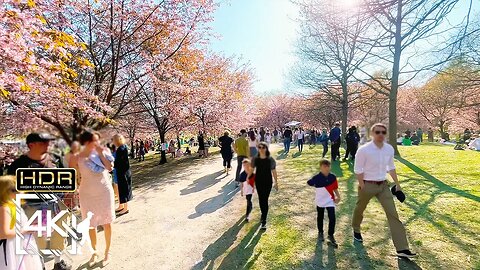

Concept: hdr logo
[[16, 168, 76, 192]]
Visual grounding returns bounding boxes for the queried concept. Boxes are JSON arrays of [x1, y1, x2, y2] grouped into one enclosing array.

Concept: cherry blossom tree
[[254, 94, 298, 129], [0, 0, 107, 143], [188, 54, 254, 135], [1, 0, 214, 142]]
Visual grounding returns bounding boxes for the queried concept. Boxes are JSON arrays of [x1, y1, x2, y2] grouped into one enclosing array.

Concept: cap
[[391, 185, 406, 203], [26, 133, 56, 144]]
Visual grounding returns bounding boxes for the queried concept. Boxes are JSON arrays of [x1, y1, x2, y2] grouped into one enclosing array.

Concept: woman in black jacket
[[113, 134, 133, 216]]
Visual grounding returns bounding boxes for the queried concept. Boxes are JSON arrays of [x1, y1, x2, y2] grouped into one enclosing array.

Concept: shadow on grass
[[402, 193, 480, 256], [311, 240, 337, 269], [398, 258, 423, 270], [216, 227, 265, 269], [188, 180, 239, 219], [191, 217, 248, 270], [180, 170, 225, 195], [396, 157, 480, 202], [277, 152, 288, 160], [293, 152, 302, 158]]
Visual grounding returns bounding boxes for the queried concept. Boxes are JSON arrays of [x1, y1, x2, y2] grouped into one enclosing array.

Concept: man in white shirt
[[352, 123, 417, 258], [297, 128, 306, 152]]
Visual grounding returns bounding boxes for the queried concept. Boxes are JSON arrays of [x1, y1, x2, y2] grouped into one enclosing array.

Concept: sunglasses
[[258, 146, 266, 149], [374, 130, 387, 135]]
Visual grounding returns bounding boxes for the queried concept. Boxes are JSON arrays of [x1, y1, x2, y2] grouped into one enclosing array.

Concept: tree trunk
[[159, 131, 167, 164], [388, 93, 399, 154], [439, 121, 446, 139], [341, 79, 349, 141], [389, 0, 403, 156], [341, 101, 348, 142]]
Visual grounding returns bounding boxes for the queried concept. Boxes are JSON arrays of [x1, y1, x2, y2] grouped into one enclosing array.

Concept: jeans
[[246, 194, 253, 217], [331, 139, 341, 160], [322, 143, 328, 158], [236, 156, 247, 181], [317, 206, 336, 236], [257, 185, 272, 225], [298, 139, 304, 152], [284, 138, 291, 152]]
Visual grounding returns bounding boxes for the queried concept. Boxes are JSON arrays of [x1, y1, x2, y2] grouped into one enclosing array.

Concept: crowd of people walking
[[7, 121, 470, 269], [228, 123, 417, 258]]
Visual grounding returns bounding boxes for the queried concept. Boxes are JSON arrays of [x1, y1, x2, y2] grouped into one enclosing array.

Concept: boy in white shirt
[[307, 159, 341, 247]]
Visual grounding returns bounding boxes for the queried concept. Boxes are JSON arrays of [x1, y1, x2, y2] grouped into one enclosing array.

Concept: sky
[[210, 0, 299, 94], [210, 0, 478, 94]]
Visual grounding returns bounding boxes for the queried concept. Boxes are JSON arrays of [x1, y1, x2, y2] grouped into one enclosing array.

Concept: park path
[[46, 153, 246, 270]]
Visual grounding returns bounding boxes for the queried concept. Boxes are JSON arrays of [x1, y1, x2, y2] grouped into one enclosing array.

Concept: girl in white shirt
[[265, 132, 272, 146], [239, 159, 255, 222]]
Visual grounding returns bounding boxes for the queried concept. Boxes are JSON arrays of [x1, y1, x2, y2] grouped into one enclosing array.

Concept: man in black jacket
[[344, 126, 360, 160]]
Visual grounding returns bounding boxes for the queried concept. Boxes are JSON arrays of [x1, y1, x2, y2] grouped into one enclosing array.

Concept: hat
[[391, 185, 406, 203], [26, 133, 56, 144]]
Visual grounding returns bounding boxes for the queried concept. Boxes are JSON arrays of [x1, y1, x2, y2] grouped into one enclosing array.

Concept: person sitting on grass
[[411, 132, 420, 145], [402, 136, 412, 146], [307, 159, 341, 247], [396, 133, 403, 145], [239, 159, 255, 222]]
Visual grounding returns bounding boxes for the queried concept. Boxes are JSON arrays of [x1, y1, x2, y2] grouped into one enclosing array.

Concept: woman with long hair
[[113, 134, 133, 216], [252, 142, 278, 230], [109, 144, 119, 203], [248, 132, 259, 158], [71, 130, 115, 267]]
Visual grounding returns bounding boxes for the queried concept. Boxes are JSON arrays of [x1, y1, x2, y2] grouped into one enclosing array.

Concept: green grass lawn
[[205, 143, 480, 270]]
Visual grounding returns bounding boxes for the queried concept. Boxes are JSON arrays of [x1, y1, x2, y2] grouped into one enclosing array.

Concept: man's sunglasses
[[374, 130, 387, 135]]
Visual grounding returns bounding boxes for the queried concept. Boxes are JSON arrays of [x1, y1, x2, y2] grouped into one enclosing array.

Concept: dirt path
[[45, 153, 246, 270]]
